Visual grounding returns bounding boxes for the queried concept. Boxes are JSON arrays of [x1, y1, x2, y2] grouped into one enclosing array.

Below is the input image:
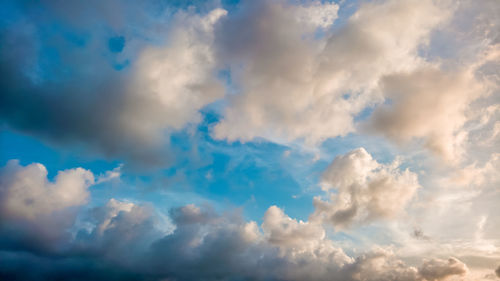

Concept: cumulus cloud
[[0, 3, 226, 164], [0, 160, 94, 220], [1, 0, 494, 167], [263, 205, 325, 250], [370, 67, 486, 164], [418, 257, 468, 281], [0, 173, 471, 281], [131, 8, 226, 131], [0, 160, 94, 253], [212, 0, 450, 144], [0, 0, 497, 280], [0, 161, 468, 281], [312, 148, 420, 229], [73, 198, 163, 270], [80, 203, 469, 281], [366, 0, 500, 163]]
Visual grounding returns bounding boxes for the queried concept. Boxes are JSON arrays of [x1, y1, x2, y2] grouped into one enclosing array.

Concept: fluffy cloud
[[263, 205, 325, 248], [0, 160, 94, 253], [77, 203, 471, 281], [312, 148, 420, 229], [0, 160, 93, 220], [0, 4, 226, 164], [418, 257, 468, 281], [0, 0, 497, 280], [213, 0, 450, 144], [1, 0, 494, 167], [0, 173, 472, 281], [367, 0, 500, 163], [131, 8, 226, 131], [370, 67, 485, 164]]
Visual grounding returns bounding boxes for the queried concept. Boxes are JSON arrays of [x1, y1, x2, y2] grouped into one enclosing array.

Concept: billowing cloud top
[[0, 0, 499, 280]]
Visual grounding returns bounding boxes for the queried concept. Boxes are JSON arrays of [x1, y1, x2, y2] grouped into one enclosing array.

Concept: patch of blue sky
[[0, 1, 28, 26], [108, 36, 125, 53], [0, 0, 399, 225], [320, 133, 399, 165], [0, 128, 121, 181], [1, 110, 320, 224], [164, 111, 319, 222], [328, 0, 360, 32]]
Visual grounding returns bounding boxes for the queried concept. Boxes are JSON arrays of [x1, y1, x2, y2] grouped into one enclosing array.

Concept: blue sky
[[0, 0, 499, 280]]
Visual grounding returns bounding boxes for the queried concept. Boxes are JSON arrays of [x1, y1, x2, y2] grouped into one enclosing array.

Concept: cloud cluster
[[1, 0, 496, 166], [0, 160, 472, 281], [418, 257, 468, 281], [312, 148, 420, 229], [0, 160, 93, 220], [212, 0, 450, 144], [370, 66, 486, 164], [0, 0, 498, 280], [0, 2, 226, 164], [0, 160, 94, 253]]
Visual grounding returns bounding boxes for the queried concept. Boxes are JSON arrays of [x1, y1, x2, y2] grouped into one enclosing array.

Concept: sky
[[0, 0, 499, 280]]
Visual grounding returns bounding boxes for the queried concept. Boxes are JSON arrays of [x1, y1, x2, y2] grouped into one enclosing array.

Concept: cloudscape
[[0, 0, 499, 280]]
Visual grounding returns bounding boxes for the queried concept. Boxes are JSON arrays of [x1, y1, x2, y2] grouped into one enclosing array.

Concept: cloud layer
[[0, 159, 479, 281], [0, 0, 499, 280], [213, 0, 450, 144], [0, 0, 497, 164]]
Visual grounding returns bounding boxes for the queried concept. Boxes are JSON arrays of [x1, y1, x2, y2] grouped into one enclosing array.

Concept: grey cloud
[[312, 148, 420, 229], [0, 193, 472, 281], [0, 160, 470, 281], [0, 163, 468, 281], [367, 0, 500, 164], [370, 67, 485, 164], [418, 257, 468, 281], [0, 160, 94, 254], [0, 3, 225, 165], [212, 0, 450, 144], [412, 228, 431, 241]]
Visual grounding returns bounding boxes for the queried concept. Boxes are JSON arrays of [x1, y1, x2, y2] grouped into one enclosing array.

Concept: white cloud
[[312, 148, 420, 229], [370, 66, 486, 164], [418, 257, 468, 281], [0, 7, 227, 163], [263, 205, 325, 248], [0, 160, 94, 220], [213, 0, 450, 144], [292, 1, 339, 29], [131, 8, 227, 131]]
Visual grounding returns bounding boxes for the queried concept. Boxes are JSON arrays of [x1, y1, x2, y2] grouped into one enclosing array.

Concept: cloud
[[0, 160, 94, 253], [212, 0, 450, 144], [342, 249, 420, 281], [0, 165, 471, 281], [0, 3, 226, 164], [262, 205, 325, 250], [0, 160, 93, 220], [0, 178, 473, 281], [365, 0, 500, 164], [418, 257, 468, 281], [312, 148, 420, 229], [73, 198, 163, 270], [0, 0, 497, 280], [370, 66, 485, 164], [496, 265, 500, 278]]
